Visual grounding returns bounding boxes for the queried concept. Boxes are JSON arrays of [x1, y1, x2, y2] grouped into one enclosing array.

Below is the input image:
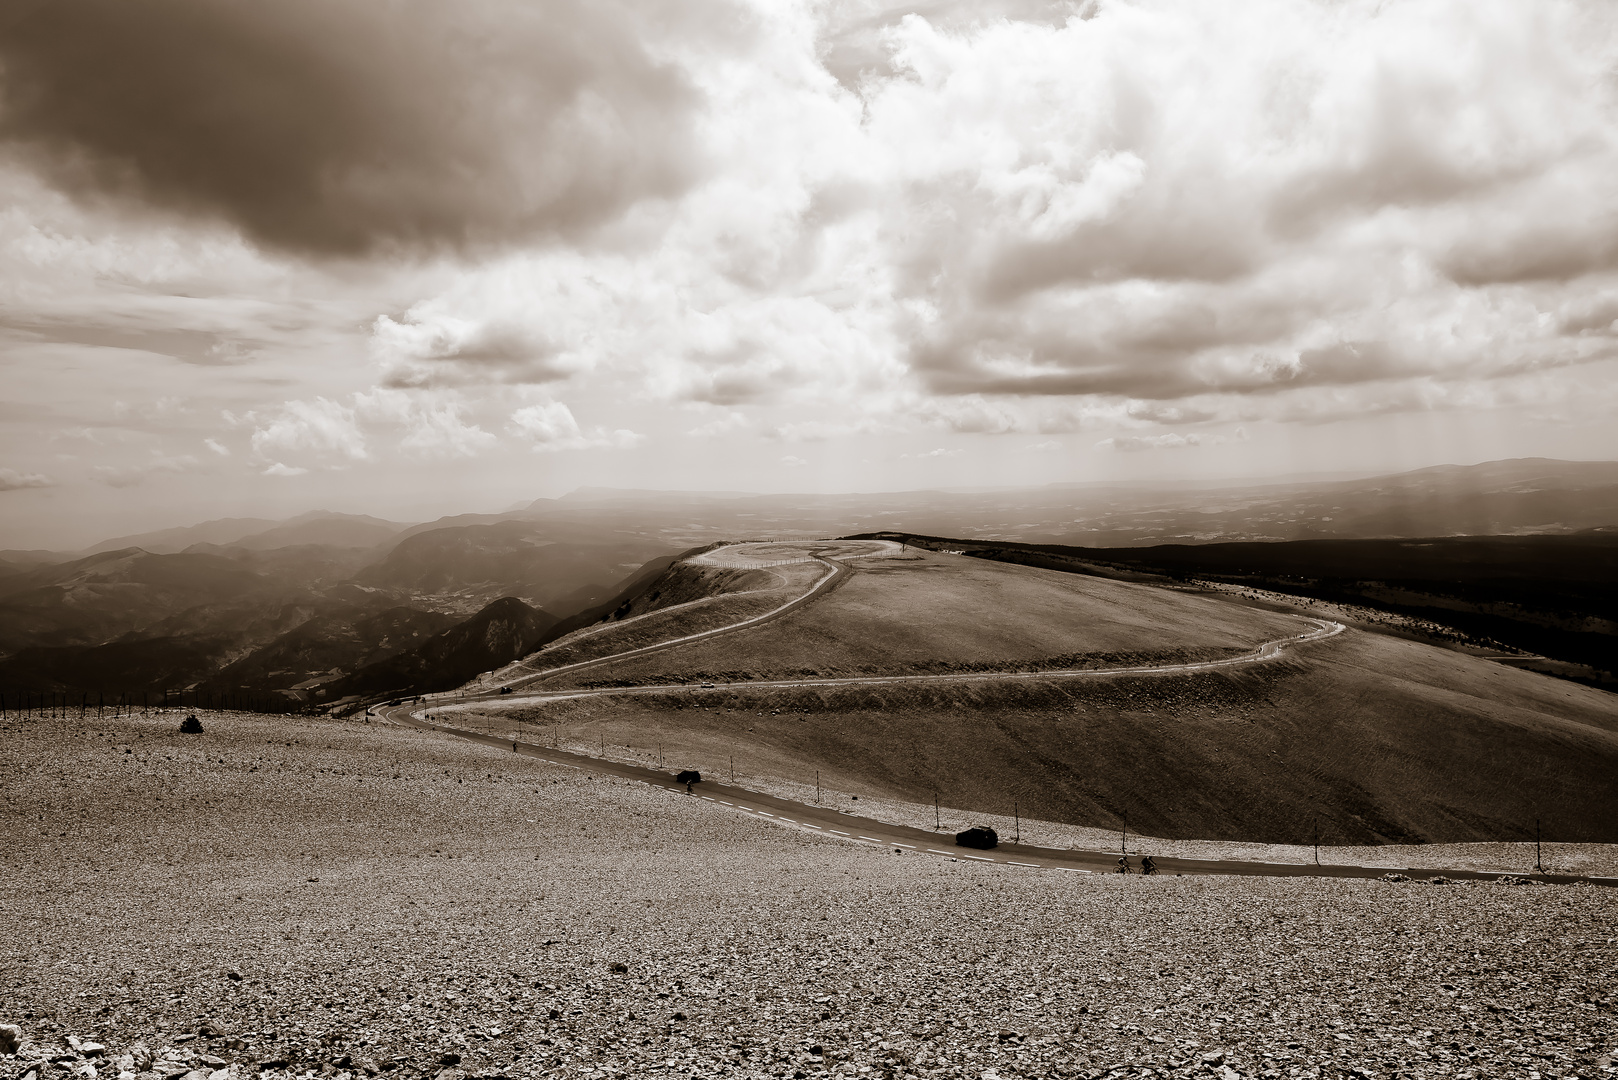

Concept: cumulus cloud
[[10, 0, 1618, 482], [1096, 429, 1245, 452], [203, 438, 229, 456], [0, 467, 53, 490], [244, 389, 501, 466], [867, 0, 1618, 406], [262, 462, 309, 477], [901, 447, 962, 459], [354, 389, 498, 460], [779, 454, 809, 467], [508, 400, 642, 452], [249, 397, 368, 463], [685, 411, 751, 438], [371, 313, 577, 390], [0, 0, 707, 256]]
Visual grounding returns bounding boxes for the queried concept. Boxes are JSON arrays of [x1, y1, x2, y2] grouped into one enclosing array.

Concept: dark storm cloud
[[0, 0, 706, 256]]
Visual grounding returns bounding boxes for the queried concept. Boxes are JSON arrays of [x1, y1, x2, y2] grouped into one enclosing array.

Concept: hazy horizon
[[8, 453, 1616, 553], [7, 0, 1618, 549]]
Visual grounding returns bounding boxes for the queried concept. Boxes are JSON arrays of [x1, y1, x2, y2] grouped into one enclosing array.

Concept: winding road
[[375, 540, 1615, 887]]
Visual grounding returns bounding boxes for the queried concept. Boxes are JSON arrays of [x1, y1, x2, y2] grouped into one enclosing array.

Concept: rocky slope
[[3, 709, 1615, 1080]]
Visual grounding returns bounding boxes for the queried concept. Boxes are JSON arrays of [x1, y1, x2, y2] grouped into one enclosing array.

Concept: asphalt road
[[484, 540, 902, 693], [376, 540, 1616, 887], [377, 707, 1615, 887]]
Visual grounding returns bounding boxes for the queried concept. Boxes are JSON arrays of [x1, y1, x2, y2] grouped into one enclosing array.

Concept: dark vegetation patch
[[856, 531, 1618, 686], [573, 646, 1248, 688]]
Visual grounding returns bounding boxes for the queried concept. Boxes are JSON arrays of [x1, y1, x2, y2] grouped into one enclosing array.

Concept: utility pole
[[730, 754, 734, 783], [935, 794, 940, 832], [1014, 801, 1020, 845], [1535, 818, 1543, 873], [1121, 813, 1128, 855], [815, 770, 820, 804], [1313, 816, 1319, 866]]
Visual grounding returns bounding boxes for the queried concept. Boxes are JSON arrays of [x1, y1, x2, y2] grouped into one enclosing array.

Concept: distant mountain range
[[82, 510, 412, 556], [1, 457, 1614, 706]]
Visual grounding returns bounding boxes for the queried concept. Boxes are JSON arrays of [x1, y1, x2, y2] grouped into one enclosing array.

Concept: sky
[[5, 0, 1618, 549]]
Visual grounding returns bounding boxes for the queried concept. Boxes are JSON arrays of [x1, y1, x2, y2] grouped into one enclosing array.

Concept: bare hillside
[[543, 549, 1305, 686], [461, 544, 1618, 846]]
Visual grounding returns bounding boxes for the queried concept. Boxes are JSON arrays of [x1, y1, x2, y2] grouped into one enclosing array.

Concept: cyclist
[[1141, 855, 1159, 876], [1116, 855, 1131, 874]]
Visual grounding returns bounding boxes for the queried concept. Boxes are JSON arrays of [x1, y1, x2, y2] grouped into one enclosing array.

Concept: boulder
[[955, 826, 998, 850], [1, 1024, 22, 1054], [179, 716, 204, 735]]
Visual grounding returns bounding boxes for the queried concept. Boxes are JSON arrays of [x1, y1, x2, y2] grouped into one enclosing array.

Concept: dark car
[[675, 770, 702, 785], [955, 826, 999, 850], [499, 686, 513, 694]]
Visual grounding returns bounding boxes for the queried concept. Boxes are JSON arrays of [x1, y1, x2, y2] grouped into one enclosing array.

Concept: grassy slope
[[547, 550, 1305, 685], [497, 560, 826, 679], [478, 550, 1618, 846]]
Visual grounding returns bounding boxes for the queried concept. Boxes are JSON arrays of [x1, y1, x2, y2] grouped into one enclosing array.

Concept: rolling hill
[[330, 596, 561, 698], [466, 542, 1618, 847], [872, 531, 1618, 685], [6, 456, 1616, 707]]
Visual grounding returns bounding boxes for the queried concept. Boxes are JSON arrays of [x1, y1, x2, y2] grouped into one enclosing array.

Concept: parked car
[[955, 826, 998, 850]]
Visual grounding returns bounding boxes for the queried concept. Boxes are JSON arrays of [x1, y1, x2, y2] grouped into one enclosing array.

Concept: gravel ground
[[4, 710, 1617, 1080]]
